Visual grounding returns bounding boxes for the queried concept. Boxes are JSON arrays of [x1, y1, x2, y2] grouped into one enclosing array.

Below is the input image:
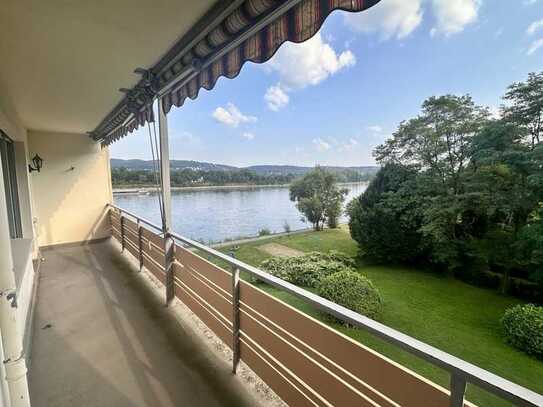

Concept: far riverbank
[[113, 181, 368, 194]]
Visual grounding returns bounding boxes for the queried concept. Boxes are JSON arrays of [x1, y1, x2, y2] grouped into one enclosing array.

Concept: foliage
[[111, 166, 374, 188], [259, 251, 355, 287], [503, 71, 543, 149], [349, 73, 543, 297], [289, 166, 348, 230], [258, 228, 271, 236], [501, 304, 543, 359], [317, 271, 383, 320], [348, 163, 425, 263]]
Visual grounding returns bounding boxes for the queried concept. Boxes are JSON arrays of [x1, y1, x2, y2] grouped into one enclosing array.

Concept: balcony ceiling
[[0, 0, 215, 134]]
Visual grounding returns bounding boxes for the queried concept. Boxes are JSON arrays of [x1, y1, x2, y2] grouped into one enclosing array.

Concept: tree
[[464, 120, 543, 291], [348, 163, 425, 263], [503, 72, 543, 149], [289, 167, 347, 231], [374, 95, 489, 195]]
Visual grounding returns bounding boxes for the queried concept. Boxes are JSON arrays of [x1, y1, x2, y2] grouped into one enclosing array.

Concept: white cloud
[[313, 138, 331, 152], [344, 0, 424, 40], [528, 37, 543, 55], [344, 0, 480, 39], [212, 103, 257, 127], [264, 85, 289, 111], [524, 0, 539, 5], [430, 0, 481, 37], [266, 33, 356, 89], [527, 18, 543, 35], [241, 132, 255, 140]]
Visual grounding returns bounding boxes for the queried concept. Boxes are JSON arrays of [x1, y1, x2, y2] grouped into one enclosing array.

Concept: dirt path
[[258, 243, 304, 258]]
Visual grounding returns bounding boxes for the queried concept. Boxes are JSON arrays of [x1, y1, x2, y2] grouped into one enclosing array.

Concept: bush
[[501, 304, 543, 359], [317, 271, 383, 320], [259, 251, 355, 288], [258, 228, 271, 236]]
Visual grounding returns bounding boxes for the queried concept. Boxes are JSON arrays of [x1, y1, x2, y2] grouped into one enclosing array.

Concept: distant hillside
[[111, 159, 379, 176], [110, 159, 237, 172], [246, 165, 379, 176]]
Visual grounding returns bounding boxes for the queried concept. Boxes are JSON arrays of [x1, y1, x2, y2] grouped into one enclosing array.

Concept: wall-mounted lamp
[[28, 154, 44, 173]]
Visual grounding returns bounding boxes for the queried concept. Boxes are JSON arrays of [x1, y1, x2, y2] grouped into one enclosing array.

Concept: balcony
[[26, 204, 540, 407]]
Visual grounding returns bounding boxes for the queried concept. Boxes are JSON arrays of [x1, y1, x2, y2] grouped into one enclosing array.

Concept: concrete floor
[[29, 240, 259, 407]]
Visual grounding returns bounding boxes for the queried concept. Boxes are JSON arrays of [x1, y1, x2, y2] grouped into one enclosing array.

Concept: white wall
[[28, 131, 112, 247]]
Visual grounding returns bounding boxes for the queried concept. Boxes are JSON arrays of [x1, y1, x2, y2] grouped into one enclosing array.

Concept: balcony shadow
[[30, 240, 257, 407]]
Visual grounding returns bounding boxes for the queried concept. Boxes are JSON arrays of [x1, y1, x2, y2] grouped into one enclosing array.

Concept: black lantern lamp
[[28, 154, 43, 173]]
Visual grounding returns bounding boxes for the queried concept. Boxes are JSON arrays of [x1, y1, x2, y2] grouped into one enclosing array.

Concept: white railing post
[[157, 97, 175, 305], [231, 265, 240, 374]]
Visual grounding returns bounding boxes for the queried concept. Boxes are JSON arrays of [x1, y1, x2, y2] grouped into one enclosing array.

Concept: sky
[[110, 0, 543, 167]]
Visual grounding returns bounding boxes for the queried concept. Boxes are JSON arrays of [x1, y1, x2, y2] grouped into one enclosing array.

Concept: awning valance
[[95, 0, 381, 146]]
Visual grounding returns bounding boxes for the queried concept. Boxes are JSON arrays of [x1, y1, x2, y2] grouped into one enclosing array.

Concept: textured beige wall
[[28, 131, 112, 247]]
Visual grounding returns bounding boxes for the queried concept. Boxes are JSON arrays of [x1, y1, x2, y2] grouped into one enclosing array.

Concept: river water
[[113, 182, 367, 243]]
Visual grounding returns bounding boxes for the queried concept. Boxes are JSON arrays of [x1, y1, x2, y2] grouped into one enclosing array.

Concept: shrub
[[258, 257, 292, 281], [317, 271, 383, 320], [259, 251, 356, 288], [501, 304, 543, 359], [258, 228, 271, 236]]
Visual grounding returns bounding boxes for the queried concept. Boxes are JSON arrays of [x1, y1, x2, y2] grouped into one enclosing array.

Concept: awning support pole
[[157, 98, 175, 305], [0, 156, 30, 407]]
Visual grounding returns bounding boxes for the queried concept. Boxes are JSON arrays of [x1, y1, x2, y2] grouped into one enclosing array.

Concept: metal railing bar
[[109, 204, 162, 232], [107, 204, 543, 407]]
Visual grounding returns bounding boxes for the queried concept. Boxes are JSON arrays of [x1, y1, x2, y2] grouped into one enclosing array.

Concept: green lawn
[[218, 226, 543, 407]]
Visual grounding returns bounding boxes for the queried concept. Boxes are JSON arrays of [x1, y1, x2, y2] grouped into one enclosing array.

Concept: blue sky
[[111, 0, 543, 167]]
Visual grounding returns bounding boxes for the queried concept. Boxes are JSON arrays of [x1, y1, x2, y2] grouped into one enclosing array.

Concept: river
[[113, 182, 367, 244]]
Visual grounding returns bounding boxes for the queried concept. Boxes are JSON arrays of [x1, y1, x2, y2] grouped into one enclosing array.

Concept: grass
[[218, 226, 543, 407]]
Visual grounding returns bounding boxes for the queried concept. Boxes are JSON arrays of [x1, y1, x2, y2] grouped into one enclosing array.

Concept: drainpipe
[[0, 159, 31, 406]]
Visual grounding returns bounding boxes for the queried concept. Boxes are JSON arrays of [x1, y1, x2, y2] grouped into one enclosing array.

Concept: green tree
[[465, 120, 543, 291], [348, 163, 425, 263], [289, 167, 347, 231], [374, 94, 489, 195], [503, 71, 543, 149]]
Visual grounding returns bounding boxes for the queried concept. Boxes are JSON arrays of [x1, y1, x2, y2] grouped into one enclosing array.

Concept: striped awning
[[97, 0, 381, 146]]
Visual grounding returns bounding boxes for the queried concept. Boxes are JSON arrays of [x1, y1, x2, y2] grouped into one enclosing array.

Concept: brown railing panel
[[142, 239, 165, 266], [124, 238, 140, 259], [110, 209, 120, 223], [173, 262, 232, 345], [112, 226, 121, 242], [141, 228, 165, 249], [142, 255, 166, 283], [239, 280, 454, 407], [111, 217, 121, 230], [175, 246, 231, 294], [122, 217, 138, 234], [238, 338, 324, 407], [173, 261, 232, 324]]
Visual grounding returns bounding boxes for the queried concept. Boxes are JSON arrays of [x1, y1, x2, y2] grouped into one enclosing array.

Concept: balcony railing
[[108, 203, 543, 407]]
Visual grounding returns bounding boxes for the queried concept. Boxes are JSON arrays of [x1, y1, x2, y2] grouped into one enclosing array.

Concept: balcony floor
[[29, 240, 258, 407]]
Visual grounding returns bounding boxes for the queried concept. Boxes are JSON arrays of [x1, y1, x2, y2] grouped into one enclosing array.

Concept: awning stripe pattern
[[162, 0, 378, 114], [103, 107, 154, 146], [99, 0, 380, 146]]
